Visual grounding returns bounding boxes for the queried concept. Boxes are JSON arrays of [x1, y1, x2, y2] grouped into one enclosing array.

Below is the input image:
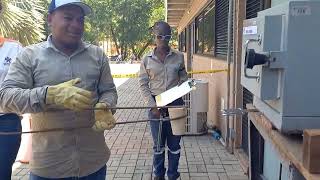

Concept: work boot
[[168, 174, 180, 180], [153, 176, 165, 180]]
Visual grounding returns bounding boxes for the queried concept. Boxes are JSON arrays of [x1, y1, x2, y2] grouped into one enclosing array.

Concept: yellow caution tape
[[111, 69, 228, 78], [112, 73, 139, 78], [187, 69, 228, 75]]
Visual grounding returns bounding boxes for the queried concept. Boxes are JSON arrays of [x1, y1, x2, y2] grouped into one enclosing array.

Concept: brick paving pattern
[[12, 78, 247, 180]]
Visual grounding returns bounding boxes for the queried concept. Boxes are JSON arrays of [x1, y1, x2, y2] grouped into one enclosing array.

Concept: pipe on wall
[[232, 0, 238, 152], [226, 0, 235, 154]]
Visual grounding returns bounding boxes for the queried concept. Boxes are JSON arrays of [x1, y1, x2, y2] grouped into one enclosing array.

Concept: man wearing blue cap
[[0, 0, 117, 179]]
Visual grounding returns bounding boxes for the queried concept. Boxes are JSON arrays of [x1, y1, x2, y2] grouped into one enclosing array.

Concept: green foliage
[[0, 0, 166, 56], [84, 0, 165, 60], [0, 0, 46, 46], [149, 0, 165, 25]]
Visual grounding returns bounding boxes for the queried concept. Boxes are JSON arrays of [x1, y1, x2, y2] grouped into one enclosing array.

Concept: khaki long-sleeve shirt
[[0, 36, 117, 178], [0, 38, 22, 116], [139, 48, 188, 106]]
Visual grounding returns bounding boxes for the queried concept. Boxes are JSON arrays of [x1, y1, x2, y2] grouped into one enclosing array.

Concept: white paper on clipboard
[[155, 79, 195, 106]]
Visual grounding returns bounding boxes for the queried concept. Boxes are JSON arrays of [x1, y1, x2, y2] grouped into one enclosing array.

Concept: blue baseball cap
[[48, 0, 92, 15]]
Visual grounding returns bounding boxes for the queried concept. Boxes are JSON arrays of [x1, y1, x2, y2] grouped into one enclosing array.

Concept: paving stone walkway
[[12, 78, 247, 180]]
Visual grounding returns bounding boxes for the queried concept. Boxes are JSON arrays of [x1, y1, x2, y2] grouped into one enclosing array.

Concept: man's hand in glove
[[92, 102, 116, 131], [46, 78, 93, 111]]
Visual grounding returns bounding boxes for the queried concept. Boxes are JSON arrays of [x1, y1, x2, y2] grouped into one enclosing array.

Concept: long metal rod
[[0, 115, 187, 135], [91, 105, 187, 110], [0, 106, 186, 115]]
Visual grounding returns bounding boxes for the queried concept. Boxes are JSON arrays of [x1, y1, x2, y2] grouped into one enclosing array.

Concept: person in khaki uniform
[[0, 0, 117, 179], [0, 36, 23, 179], [139, 21, 188, 180]]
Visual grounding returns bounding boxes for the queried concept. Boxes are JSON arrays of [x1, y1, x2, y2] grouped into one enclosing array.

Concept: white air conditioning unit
[[183, 80, 208, 135]]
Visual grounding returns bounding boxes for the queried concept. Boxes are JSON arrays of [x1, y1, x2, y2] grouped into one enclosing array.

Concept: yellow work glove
[[46, 78, 93, 111], [92, 102, 116, 131]]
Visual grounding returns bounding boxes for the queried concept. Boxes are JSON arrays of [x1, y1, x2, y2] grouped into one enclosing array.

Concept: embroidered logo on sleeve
[[3, 57, 12, 66]]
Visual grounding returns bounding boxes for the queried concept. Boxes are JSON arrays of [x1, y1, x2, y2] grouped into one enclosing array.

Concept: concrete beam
[[167, 4, 188, 10], [167, 0, 190, 4], [167, 10, 185, 15]]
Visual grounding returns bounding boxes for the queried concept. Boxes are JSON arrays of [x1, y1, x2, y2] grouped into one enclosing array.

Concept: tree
[[0, 0, 46, 45], [84, 0, 165, 60]]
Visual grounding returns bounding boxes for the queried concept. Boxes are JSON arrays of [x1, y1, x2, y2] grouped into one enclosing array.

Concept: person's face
[[154, 25, 171, 48], [48, 5, 85, 47]]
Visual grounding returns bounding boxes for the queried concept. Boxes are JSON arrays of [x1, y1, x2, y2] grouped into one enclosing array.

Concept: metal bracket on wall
[[221, 108, 259, 116], [228, 128, 236, 140]]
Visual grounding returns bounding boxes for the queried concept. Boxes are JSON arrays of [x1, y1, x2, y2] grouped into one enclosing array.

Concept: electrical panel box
[[241, 0, 320, 133]]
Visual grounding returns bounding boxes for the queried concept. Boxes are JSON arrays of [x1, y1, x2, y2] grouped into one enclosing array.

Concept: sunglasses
[[156, 35, 172, 41]]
